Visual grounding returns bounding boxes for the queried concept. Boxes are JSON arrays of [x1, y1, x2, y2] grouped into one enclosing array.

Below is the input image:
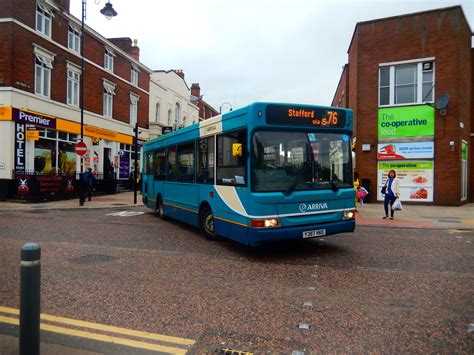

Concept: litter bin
[[361, 178, 371, 203]]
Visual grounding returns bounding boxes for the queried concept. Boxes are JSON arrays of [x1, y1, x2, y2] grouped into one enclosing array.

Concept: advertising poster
[[119, 154, 130, 179], [377, 142, 434, 160], [378, 106, 435, 139], [377, 161, 433, 202]]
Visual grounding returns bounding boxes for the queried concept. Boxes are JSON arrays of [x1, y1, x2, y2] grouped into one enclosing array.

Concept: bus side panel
[[162, 182, 199, 227], [144, 174, 156, 208]]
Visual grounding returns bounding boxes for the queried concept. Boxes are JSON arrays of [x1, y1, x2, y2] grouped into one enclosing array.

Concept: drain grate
[[215, 348, 253, 355], [69, 253, 117, 265]]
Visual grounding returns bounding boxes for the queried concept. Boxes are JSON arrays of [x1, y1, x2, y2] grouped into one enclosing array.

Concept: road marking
[[0, 306, 194, 353], [106, 211, 145, 217], [0, 315, 187, 354]]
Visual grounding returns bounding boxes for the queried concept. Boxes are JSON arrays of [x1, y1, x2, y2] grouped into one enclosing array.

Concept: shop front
[[377, 105, 435, 203], [0, 106, 134, 201]]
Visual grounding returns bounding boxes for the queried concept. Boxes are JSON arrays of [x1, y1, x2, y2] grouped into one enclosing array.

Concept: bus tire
[[199, 206, 220, 241], [157, 196, 167, 220]]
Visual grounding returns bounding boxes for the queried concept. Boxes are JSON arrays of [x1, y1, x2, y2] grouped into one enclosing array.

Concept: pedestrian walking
[[353, 172, 360, 210], [84, 168, 96, 201], [381, 169, 400, 220]]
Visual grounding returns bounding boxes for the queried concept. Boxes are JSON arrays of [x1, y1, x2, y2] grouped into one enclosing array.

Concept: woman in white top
[[382, 169, 400, 220]]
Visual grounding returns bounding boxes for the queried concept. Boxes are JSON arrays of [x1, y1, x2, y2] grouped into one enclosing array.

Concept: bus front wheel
[[200, 206, 220, 241]]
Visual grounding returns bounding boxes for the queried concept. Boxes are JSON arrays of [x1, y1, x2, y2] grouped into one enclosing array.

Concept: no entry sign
[[75, 141, 87, 156]]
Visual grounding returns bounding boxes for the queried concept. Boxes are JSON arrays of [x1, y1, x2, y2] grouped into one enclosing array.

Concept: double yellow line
[[0, 306, 194, 354]]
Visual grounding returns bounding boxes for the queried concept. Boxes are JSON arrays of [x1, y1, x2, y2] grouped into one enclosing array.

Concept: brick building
[[190, 83, 219, 120], [0, 0, 152, 200], [332, 6, 473, 205]]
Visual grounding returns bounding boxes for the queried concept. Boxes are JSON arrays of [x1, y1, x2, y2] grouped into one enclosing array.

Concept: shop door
[[103, 147, 114, 179]]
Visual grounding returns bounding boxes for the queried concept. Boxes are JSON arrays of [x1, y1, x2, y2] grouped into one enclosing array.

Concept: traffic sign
[[75, 142, 87, 156]]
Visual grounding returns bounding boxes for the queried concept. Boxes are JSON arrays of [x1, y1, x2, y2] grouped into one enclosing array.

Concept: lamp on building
[[79, 0, 117, 206], [219, 102, 233, 114]]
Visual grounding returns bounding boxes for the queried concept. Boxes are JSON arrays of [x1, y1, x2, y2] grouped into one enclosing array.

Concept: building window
[[36, 3, 52, 37], [155, 103, 160, 123], [104, 48, 114, 71], [131, 65, 139, 85], [379, 60, 435, 107], [34, 51, 53, 97], [175, 103, 181, 127], [103, 81, 116, 117], [34, 129, 77, 174], [168, 109, 172, 127], [67, 65, 80, 107], [130, 93, 139, 125], [68, 25, 81, 53]]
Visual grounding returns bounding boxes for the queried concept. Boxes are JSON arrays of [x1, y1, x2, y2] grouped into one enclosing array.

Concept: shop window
[[177, 142, 195, 182], [68, 25, 81, 53], [216, 130, 247, 186], [167, 146, 177, 181], [67, 66, 80, 107], [104, 48, 114, 71], [36, 3, 52, 37], [379, 60, 435, 107], [58, 131, 68, 141], [34, 131, 76, 175], [197, 136, 214, 184]]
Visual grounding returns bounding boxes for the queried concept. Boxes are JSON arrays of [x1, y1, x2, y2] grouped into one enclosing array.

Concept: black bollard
[[20, 243, 41, 355]]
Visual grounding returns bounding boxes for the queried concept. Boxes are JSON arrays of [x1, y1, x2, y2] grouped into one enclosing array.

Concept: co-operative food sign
[[378, 106, 434, 139]]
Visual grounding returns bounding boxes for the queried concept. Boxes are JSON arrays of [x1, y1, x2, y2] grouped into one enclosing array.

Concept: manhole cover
[[69, 254, 117, 265]]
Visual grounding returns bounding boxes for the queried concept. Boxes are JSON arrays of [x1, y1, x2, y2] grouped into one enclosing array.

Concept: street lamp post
[[133, 122, 139, 205], [219, 102, 233, 114], [79, 0, 117, 205]]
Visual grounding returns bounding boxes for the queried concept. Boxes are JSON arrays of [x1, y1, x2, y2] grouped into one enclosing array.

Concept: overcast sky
[[71, 0, 473, 111]]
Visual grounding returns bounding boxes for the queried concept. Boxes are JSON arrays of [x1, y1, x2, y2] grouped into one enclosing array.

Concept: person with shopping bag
[[381, 169, 400, 220]]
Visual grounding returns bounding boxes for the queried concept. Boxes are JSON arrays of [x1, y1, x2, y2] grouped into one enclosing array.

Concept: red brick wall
[[2, 0, 150, 130], [331, 64, 348, 108], [344, 7, 472, 205]]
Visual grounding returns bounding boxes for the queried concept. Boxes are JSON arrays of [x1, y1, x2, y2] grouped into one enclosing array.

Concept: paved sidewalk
[[355, 201, 474, 230], [0, 191, 473, 230], [0, 191, 139, 211]]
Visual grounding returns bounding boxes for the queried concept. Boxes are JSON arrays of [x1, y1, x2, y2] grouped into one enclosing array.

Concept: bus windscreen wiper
[[285, 176, 300, 195], [329, 180, 339, 191]]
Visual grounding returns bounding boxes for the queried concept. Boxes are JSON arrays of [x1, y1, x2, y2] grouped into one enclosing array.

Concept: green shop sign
[[378, 106, 435, 138], [378, 161, 433, 170]]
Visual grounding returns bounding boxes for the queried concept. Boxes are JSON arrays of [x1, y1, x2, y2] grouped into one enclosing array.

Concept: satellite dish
[[435, 93, 449, 110]]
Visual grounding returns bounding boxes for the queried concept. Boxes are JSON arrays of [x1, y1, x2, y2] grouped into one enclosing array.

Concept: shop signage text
[[378, 106, 434, 138], [15, 123, 26, 172], [13, 108, 56, 129], [377, 142, 434, 160]]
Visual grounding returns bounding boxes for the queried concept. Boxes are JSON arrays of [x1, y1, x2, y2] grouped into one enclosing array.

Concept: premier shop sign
[[378, 106, 434, 139], [13, 108, 56, 129]]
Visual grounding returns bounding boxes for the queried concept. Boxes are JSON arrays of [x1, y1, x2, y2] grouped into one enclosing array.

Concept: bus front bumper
[[247, 219, 355, 246]]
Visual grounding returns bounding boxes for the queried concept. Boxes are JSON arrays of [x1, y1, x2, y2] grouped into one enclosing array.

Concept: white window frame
[[66, 63, 80, 107], [378, 58, 435, 107], [68, 24, 81, 53], [131, 65, 139, 86], [155, 102, 160, 123], [103, 80, 116, 117], [130, 93, 139, 126], [175, 102, 181, 127], [36, 3, 52, 37], [104, 47, 115, 72], [34, 46, 55, 98]]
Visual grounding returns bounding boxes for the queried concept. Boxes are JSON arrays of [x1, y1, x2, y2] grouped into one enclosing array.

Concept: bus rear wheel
[[200, 206, 220, 241], [157, 197, 167, 220]]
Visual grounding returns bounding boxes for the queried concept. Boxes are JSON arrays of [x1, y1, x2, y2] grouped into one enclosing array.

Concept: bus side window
[[146, 152, 153, 175], [197, 136, 214, 184], [167, 146, 177, 181], [153, 149, 166, 180], [177, 141, 195, 183], [217, 129, 247, 186]]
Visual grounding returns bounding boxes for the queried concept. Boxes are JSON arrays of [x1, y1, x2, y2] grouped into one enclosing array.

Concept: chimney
[[131, 39, 140, 61], [191, 83, 200, 98], [175, 69, 185, 80]]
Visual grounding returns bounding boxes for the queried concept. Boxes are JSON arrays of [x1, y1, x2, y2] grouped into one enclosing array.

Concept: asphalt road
[[0, 207, 473, 353]]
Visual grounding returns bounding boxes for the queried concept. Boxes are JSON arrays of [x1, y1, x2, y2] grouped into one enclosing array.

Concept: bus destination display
[[266, 105, 346, 128]]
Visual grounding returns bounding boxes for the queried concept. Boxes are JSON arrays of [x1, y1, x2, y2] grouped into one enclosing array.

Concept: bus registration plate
[[303, 229, 326, 239]]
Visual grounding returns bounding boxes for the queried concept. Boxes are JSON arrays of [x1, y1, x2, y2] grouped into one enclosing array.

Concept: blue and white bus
[[142, 102, 355, 246]]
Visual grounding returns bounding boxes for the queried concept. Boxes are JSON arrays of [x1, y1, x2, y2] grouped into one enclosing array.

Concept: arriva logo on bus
[[299, 203, 328, 213]]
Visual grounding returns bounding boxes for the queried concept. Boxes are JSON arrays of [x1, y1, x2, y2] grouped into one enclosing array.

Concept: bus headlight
[[251, 218, 280, 228], [343, 211, 355, 220]]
